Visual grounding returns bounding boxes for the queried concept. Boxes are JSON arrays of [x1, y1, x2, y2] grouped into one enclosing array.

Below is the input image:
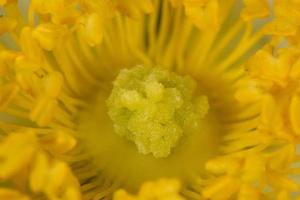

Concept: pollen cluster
[[107, 66, 209, 158]]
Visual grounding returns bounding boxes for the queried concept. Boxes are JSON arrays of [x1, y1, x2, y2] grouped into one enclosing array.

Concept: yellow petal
[[114, 190, 135, 200], [30, 98, 58, 126], [205, 156, 241, 175], [19, 27, 45, 62], [116, 0, 154, 19], [268, 173, 299, 191], [235, 79, 262, 103], [33, 23, 68, 51], [45, 161, 81, 200], [245, 46, 299, 87], [114, 179, 184, 200], [0, 83, 19, 110], [290, 57, 300, 79], [277, 190, 290, 200], [39, 130, 77, 154], [29, 152, 50, 192], [183, 0, 219, 31], [0, 188, 30, 200], [241, 0, 269, 21], [0, 17, 17, 35], [79, 13, 104, 46], [261, 94, 282, 129], [202, 175, 239, 199], [0, 131, 37, 179], [169, 0, 182, 7], [238, 184, 260, 200], [264, 18, 297, 36], [31, 0, 79, 24], [242, 154, 265, 182], [289, 94, 300, 136], [0, 0, 16, 6]]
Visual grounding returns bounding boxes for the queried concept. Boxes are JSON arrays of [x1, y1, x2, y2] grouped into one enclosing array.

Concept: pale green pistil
[[107, 66, 209, 158]]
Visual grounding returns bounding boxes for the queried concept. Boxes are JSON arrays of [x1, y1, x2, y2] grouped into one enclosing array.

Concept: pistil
[[107, 66, 209, 158]]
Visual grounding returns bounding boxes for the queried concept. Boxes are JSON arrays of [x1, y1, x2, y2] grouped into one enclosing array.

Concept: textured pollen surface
[[107, 66, 209, 158]]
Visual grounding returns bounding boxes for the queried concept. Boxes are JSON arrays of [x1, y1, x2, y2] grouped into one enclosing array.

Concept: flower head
[[0, 0, 300, 199]]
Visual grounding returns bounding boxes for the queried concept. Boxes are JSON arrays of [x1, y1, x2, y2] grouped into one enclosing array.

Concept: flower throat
[[107, 66, 209, 158]]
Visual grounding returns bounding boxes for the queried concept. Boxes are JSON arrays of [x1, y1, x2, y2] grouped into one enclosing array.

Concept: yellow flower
[[0, 0, 300, 200]]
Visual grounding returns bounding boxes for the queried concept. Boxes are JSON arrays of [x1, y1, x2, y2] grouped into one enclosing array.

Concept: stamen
[[107, 66, 209, 158]]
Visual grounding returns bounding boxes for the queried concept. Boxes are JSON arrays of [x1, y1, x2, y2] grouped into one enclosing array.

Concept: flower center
[[107, 66, 209, 158], [77, 66, 221, 191]]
